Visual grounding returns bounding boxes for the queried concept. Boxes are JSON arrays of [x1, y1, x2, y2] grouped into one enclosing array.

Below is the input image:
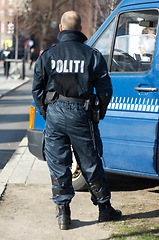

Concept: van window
[[111, 10, 158, 73], [93, 18, 116, 64]]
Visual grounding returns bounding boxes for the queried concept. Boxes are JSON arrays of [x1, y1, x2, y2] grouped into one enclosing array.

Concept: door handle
[[134, 87, 158, 92]]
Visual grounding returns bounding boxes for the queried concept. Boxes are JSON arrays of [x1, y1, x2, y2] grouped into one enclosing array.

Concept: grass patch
[[109, 224, 159, 239]]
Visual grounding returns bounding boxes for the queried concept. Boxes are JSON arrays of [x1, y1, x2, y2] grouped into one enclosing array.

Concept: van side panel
[[100, 113, 158, 176], [95, 2, 159, 178]]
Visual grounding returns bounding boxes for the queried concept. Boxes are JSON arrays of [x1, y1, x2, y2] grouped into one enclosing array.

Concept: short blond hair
[[61, 11, 81, 31]]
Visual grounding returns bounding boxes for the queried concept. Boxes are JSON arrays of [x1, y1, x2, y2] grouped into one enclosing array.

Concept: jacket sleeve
[[93, 51, 113, 119], [32, 55, 47, 119]]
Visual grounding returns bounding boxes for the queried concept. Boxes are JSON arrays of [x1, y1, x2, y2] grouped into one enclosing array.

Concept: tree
[[17, 0, 70, 53], [16, 0, 122, 54], [92, 0, 122, 32]]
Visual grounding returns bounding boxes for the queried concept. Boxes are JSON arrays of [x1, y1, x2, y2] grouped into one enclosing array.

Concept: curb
[[0, 137, 28, 199], [0, 78, 31, 99], [0, 135, 51, 199]]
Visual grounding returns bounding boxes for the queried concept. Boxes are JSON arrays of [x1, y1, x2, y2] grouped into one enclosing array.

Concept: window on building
[[7, 22, 14, 34], [1, 22, 5, 33], [8, 0, 13, 4], [8, 9, 13, 16], [0, 10, 4, 16]]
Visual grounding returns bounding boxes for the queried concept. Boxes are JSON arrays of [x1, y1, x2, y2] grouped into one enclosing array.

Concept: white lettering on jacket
[[51, 60, 85, 73]]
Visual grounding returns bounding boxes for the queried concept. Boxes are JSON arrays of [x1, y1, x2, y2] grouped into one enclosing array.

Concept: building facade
[[0, 0, 27, 49]]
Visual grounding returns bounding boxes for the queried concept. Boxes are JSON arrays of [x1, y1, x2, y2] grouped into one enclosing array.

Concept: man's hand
[[39, 106, 47, 120], [99, 95, 112, 120]]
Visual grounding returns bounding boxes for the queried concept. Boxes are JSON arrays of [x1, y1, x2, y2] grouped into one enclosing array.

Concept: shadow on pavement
[[123, 209, 159, 220], [70, 219, 97, 229]]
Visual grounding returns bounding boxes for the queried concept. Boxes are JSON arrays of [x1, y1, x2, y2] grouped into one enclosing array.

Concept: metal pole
[[6, 61, 9, 79], [72, 0, 75, 10], [22, 59, 25, 79], [15, 1, 18, 59], [58, 0, 61, 24], [0, 21, 1, 50]]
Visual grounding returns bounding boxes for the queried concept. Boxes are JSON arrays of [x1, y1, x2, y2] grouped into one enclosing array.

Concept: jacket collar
[[57, 30, 88, 43]]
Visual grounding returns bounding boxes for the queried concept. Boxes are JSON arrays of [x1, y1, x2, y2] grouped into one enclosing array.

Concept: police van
[[28, 0, 159, 190]]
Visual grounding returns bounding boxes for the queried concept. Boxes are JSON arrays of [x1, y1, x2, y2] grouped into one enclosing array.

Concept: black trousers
[[44, 100, 111, 205]]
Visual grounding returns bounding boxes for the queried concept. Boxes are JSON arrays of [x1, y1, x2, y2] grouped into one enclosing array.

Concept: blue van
[[27, 0, 159, 190]]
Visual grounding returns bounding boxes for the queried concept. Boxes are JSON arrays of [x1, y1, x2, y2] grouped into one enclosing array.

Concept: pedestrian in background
[[29, 48, 35, 70], [3, 49, 11, 76], [32, 11, 122, 230]]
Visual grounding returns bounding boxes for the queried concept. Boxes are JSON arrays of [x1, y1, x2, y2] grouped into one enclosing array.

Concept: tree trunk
[[40, 21, 50, 50]]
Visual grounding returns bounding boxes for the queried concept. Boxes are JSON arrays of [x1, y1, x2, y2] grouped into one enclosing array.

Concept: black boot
[[57, 204, 71, 230], [98, 200, 122, 222]]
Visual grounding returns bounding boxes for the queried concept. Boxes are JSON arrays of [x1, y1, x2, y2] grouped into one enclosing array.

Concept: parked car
[[27, 0, 159, 190]]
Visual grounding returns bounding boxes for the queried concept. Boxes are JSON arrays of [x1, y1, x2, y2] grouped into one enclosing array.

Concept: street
[[0, 70, 33, 170]]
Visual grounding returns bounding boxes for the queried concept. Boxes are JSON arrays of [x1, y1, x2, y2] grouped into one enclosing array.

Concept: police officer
[[32, 11, 121, 230]]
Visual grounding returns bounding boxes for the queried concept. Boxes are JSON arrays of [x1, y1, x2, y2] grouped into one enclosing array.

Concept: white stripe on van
[[107, 97, 159, 113]]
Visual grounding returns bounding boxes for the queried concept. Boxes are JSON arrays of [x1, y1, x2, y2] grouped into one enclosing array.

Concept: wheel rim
[[71, 153, 82, 182]]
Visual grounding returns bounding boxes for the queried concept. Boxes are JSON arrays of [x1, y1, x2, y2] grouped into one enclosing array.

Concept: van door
[[93, 9, 159, 177]]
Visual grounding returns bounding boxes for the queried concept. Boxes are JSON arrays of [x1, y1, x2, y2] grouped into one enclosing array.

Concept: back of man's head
[[60, 11, 81, 31]]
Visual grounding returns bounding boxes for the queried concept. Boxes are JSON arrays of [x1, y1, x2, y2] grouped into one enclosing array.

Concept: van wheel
[[71, 153, 87, 191]]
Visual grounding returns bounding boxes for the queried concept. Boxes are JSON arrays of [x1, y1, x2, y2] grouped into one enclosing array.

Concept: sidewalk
[[0, 60, 40, 197], [0, 136, 51, 197], [0, 60, 32, 98]]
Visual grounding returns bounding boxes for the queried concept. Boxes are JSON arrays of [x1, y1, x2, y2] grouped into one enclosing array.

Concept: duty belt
[[58, 94, 85, 103]]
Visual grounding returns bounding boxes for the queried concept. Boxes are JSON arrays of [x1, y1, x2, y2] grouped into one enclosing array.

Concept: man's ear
[[59, 24, 63, 31]]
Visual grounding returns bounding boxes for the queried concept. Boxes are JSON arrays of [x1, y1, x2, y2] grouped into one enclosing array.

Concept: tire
[[71, 152, 87, 191]]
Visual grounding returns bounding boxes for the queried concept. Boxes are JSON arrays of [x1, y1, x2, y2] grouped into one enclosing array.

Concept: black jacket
[[32, 30, 112, 119]]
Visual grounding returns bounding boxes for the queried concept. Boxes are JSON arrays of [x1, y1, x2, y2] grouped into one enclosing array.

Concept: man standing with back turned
[[32, 11, 122, 230]]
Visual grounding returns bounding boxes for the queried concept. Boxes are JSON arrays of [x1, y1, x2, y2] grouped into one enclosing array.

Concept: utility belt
[[45, 91, 100, 123], [45, 91, 85, 104], [58, 94, 85, 102]]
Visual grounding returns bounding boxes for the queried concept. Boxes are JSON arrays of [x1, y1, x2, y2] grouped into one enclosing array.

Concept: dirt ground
[[0, 178, 159, 240]]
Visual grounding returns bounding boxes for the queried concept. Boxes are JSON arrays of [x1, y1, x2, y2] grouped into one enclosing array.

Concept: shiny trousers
[[44, 100, 111, 205]]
